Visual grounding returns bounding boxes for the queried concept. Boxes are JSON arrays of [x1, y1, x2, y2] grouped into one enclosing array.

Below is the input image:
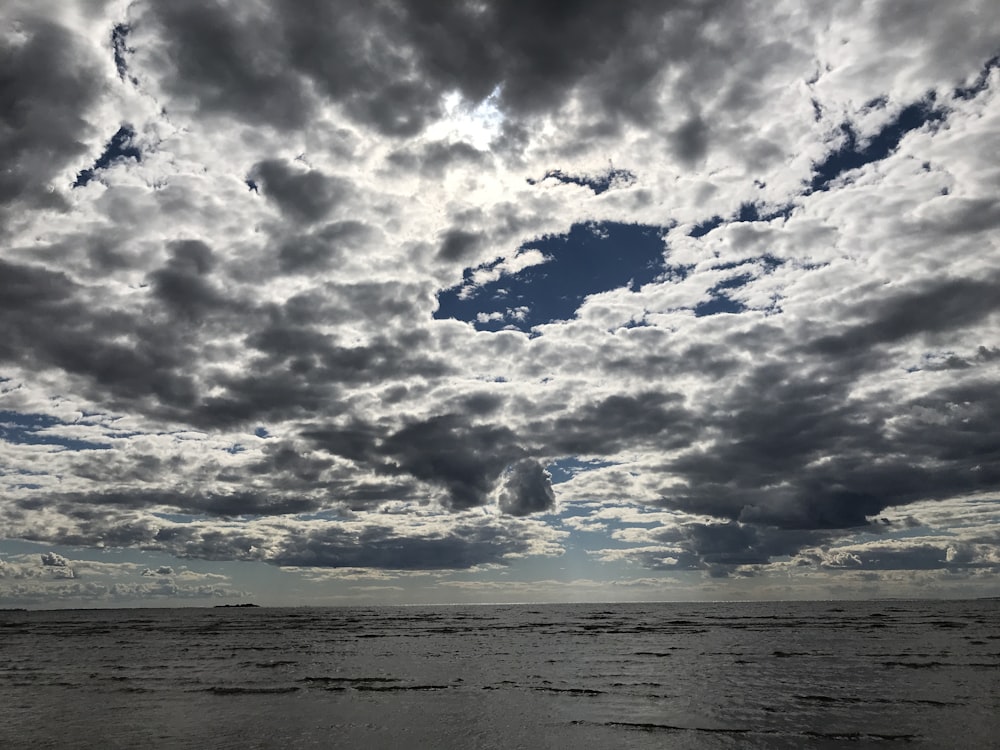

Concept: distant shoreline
[[213, 603, 260, 608]]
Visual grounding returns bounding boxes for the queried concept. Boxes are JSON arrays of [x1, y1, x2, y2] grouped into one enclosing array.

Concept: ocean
[[1, 600, 997, 748]]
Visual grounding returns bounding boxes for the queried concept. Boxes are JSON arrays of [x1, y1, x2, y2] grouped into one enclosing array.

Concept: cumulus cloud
[[140, 566, 174, 576], [1, 0, 999, 603], [40, 552, 70, 567], [0, 552, 244, 605], [0, 12, 103, 226], [497, 459, 556, 517]]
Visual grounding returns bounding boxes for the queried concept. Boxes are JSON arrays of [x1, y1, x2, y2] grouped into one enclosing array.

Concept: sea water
[[1, 600, 997, 748]]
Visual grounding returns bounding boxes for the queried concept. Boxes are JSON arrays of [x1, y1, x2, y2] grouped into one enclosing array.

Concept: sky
[[1, 0, 999, 608]]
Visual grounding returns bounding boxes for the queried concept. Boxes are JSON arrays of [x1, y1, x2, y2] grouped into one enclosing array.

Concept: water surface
[[2, 600, 998, 748]]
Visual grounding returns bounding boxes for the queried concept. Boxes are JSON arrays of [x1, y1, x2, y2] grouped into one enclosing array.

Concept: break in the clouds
[[1, 0, 999, 606]]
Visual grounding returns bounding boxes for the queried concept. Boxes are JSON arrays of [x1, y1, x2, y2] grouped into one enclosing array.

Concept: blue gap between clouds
[[547, 457, 617, 485], [73, 125, 141, 188], [222, 426, 270, 454], [526, 167, 636, 195], [810, 97, 945, 192], [111, 24, 132, 81], [690, 201, 793, 239], [954, 54, 999, 100], [435, 221, 668, 332], [687, 203, 788, 318], [694, 255, 785, 318], [0, 411, 111, 451]]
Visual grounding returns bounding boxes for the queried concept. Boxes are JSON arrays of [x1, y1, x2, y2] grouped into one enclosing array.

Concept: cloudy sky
[[2, 0, 999, 608]]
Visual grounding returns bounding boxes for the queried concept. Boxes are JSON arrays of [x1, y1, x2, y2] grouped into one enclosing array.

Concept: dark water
[[1, 600, 998, 748]]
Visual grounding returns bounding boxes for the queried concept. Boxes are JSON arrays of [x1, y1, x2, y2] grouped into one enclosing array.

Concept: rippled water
[[2, 600, 998, 748]]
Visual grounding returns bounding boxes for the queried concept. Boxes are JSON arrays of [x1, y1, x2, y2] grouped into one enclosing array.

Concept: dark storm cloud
[[600, 340, 742, 381], [805, 274, 1000, 358], [396, 0, 736, 125], [454, 391, 506, 417], [140, 2, 314, 130], [271, 522, 533, 570], [437, 229, 484, 263], [40, 552, 70, 567], [149, 240, 229, 319], [643, 329, 1000, 568], [0, 14, 102, 223], [11, 509, 538, 572], [0, 259, 75, 317], [670, 112, 710, 165], [560, 258, 1000, 573], [197, 320, 451, 428], [378, 415, 527, 511], [497, 459, 556, 517], [277, 221, 375, 273], [800, 543, 978, 571], [300, 420, 384, 465], [0, 256, 211, 416], [976, 345, 1000, 362], [248, 159, 351, 223], [283, 282, 432, 328], [304, 414, 558, 514], [906, 379, 1000, 471], [535, 392, 696, 456], [17, 487, 323, 519], [636, 522, 830, 573], [1, 241, 451, 436], [139, 0, 741, 137], [296, 390, 691, 517], [659, 363, 900, 530]]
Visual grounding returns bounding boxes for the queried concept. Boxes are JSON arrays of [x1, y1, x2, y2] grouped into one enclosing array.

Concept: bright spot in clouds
[[431, 88, 505, 150]]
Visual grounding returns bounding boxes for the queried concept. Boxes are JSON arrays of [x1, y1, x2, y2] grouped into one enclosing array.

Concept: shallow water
[[2, 600, 998, 748]]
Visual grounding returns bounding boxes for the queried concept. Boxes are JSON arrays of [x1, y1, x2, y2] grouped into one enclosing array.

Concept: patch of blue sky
[[435, 221, 668, 332], [810, 97, 946, 192], [73, 125, 141, 188], [690, 215, 723, 238], [694, 294, 747, 317], [709, 256, 784, 275], [526, 166, 636, 195], [953, 54, 999, 100], [0, 411, 111, 451], [689, 202, 795, 241], [547, 457, 617, 485], [734, 201, 795, 223], [111, 24, 132, 81], [693, 256, 785, 318]]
